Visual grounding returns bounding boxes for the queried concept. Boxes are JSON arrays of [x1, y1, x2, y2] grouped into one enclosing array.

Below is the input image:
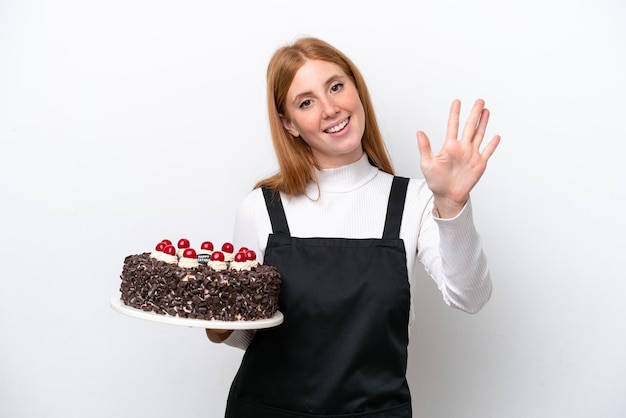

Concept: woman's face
[[281, 59, 365, 169]]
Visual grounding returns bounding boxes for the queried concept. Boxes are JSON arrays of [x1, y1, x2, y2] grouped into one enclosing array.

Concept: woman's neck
[[305, 153, 378, 196]]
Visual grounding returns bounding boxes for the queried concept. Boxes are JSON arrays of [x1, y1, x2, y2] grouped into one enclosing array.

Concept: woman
[[207, 37, 500, 417]]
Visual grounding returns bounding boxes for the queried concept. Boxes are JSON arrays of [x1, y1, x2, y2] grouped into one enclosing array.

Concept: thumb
[[416, 131, 432, 162]]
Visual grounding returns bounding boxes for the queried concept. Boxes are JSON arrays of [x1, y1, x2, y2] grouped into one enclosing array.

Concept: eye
[[298, 99, 312, 109], [330, 82, 344, 93]]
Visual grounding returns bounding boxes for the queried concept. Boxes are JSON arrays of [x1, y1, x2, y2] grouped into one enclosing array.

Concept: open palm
[[417, 99, 500, 218]]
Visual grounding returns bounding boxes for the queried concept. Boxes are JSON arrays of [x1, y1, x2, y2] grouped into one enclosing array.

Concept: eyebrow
[[290, 74, 346, 106]]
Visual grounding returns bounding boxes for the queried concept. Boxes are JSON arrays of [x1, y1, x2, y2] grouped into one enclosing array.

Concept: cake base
[[110, 298, 284, 329]]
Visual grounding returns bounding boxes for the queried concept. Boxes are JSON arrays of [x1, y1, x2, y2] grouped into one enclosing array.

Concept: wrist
[[433, 195, 467, 219]]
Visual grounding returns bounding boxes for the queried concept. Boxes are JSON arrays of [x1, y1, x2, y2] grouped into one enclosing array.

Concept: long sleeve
[[415, 197, 492, 314], [223, 327, 255, 349]]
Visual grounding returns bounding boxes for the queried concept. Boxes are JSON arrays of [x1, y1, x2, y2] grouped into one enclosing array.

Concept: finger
[[416, 131, 433, 163], [480, 135, 501, 161], [472, 108, 490, 149], [445, 99, 461, 142], [461, 98, 486, 142]]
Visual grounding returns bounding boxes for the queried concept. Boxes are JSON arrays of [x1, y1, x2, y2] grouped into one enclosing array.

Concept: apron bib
[[226, 177, 412, 418]]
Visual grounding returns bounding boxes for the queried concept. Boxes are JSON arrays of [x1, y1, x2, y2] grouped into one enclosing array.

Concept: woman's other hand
[[205, 329, 233, 343]]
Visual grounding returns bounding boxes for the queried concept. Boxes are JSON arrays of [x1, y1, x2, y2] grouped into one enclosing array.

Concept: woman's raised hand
[[416, 99, 500, 218]]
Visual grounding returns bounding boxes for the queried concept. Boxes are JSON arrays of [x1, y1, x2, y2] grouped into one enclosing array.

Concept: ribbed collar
[[304, 153, 379, 196]]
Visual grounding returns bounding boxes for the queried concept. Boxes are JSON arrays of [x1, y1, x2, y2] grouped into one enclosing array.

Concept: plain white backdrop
[[1, 0, 625, 417]]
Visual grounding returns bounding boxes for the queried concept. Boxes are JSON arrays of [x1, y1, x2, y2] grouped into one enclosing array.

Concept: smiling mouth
[[324, 118, 349, 134]]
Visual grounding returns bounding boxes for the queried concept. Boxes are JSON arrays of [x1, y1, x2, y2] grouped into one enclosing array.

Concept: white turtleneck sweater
[[224, 153, 492, 349]]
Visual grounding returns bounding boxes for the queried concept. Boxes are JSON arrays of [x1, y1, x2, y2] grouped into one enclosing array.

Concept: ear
[[280, 115, 300, 138]]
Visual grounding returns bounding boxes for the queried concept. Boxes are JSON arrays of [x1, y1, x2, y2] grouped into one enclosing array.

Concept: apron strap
[[382, 176, 409, 240], [262, 177, 408, 239], [262, 186, 291, 236]]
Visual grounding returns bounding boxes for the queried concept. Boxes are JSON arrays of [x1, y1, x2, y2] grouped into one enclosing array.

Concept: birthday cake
[[119, 239, 282, 321]]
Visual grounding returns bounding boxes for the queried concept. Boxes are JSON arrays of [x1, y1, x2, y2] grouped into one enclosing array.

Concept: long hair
[[255, 37, 394, 195]]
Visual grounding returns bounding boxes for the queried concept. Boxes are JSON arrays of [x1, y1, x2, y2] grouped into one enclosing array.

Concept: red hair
[[256, 37, 394, 195]]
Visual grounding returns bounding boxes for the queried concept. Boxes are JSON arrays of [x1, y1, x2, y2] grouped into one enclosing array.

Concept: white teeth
[[325, 119, 348, 133]]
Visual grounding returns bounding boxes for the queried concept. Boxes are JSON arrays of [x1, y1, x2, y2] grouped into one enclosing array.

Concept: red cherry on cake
[[161, 239, 172, 246], [222, 242, 234, 253], [155, 242, 166, 252], [182, 248, 197, 259], [238, 247, 248, 254], [245, 250, 257, 261], [163, 245, 176, 256], [201, 241, 214, 251], [234, 252, 246, 263], [177, 238, 190, 249], [210, 251, 225, 261]]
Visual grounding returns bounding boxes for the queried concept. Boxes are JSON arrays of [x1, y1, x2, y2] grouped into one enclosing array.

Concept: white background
[[1, 0, 625, 417]]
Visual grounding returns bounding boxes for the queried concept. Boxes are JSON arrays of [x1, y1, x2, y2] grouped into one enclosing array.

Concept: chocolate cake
[[119, 239, 281, 322]]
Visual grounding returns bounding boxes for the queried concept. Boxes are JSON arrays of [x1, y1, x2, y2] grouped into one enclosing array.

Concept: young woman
[[207, 37, 500, 418]]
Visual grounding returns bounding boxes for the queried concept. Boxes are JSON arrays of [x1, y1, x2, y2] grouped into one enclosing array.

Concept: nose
[[320, 98, 339, 119]]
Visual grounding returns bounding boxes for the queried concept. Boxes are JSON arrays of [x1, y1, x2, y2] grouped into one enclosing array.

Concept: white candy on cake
[[178, 248, 199, 268], [207, 250, 228, 271], [176, 238, 191, 258], [221, 242, 235, 262], [150, 241, 178, 264], [197, 241, 214, 263], [230, 248, 259, 271]]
